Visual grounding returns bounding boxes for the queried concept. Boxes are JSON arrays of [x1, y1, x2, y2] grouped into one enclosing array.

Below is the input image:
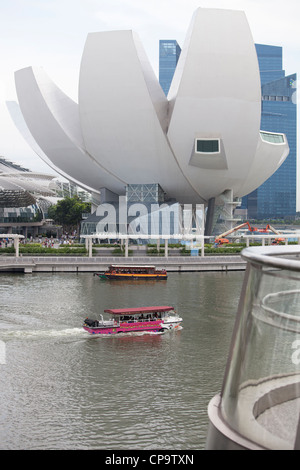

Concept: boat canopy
[[104, 306, 174, 316], [109, 265, 156, 269]]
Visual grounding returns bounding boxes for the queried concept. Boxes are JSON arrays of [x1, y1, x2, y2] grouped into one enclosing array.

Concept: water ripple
[[0, 271, 241, 450]]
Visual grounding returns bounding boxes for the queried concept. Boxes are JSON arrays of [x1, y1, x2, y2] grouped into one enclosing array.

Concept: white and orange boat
[[94, 265, 167, 280], [83, 306, 182, 335]]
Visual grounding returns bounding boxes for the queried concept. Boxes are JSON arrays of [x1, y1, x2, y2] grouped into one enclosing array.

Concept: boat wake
[[0, 327, 86, 341], [0, 325, 183, 342]]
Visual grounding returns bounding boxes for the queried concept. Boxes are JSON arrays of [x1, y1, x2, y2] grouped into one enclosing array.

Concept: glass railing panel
[[220, 246, 300, 449]]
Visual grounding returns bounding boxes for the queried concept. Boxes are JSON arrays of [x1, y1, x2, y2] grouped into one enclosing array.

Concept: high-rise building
[[159, 40, 181, 96], [159, 42, 297, 220], [256, 44, 285, 85], [244, 44, 297, 219]]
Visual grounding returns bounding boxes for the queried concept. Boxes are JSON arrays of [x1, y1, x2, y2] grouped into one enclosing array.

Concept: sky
[[0, 0, 299, 176]]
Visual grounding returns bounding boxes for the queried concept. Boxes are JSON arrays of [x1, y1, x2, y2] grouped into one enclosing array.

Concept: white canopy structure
[[0, 157, 55, 208]]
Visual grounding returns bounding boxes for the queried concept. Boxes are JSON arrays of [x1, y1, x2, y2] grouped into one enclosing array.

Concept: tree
[[48, 196, 91, 235]]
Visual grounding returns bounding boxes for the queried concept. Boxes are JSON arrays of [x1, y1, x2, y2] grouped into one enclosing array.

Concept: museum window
[[260, 132, 284, 144], [195, 139, 219, 153]]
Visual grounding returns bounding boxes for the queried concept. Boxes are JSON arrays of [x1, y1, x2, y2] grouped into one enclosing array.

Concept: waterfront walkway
[[0, 255, 246, 273]]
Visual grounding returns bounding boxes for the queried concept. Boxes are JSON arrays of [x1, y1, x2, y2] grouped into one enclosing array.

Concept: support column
[[14, 237, 20, 257], [205, 198, 215, 236], [88, 238, 93, 258], [125, 238, 129, 258], [164, 239, 168, 258]]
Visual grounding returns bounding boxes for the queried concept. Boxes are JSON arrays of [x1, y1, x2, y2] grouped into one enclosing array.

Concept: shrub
[[19, 246, 87, 255]]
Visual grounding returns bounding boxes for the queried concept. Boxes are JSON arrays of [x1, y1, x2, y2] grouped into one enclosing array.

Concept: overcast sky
[[0, 0, 299, 175]]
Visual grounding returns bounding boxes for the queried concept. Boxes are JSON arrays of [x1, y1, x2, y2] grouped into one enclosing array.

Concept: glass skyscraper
[[245, 44, 297, 219], [159, 40, 181, 96], [159, 41, 297, 219]]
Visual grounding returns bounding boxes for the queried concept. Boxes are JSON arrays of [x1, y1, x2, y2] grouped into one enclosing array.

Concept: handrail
[[241, 245, 300, 272]]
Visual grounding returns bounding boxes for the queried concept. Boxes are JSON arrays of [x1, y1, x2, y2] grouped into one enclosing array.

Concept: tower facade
[[159, 40, 181, 96], [244, 44, 297, 219]]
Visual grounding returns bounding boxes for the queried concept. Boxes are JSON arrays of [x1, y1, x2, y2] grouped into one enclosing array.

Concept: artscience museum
[[12, 8, 290, 238]]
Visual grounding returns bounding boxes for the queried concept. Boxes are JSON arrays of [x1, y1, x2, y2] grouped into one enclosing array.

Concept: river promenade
[[0, 254, 246, 273], [1, 230, 300, 273]]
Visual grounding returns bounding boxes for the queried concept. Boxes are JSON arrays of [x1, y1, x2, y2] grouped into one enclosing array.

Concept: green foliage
[[22, 243, 42, 248], [19, 246, 87, 255], [204, 246, 244, 254], [90, 243, 120, 248], [147, 248, 165, 254], [112, 247, 133, 255], [0, 247, 15, 254], [147, 243, 182, 248], [48, 196, 91, 232]]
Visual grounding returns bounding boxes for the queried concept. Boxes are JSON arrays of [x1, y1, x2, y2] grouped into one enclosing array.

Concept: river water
[[0, 270, 243, 450]]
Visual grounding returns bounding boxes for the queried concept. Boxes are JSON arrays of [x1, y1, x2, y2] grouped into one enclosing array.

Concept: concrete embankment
[[0, 255, 246, 273]]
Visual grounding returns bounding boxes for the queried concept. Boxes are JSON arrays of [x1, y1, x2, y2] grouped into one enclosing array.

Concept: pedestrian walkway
[[0, 255, 246, 273]]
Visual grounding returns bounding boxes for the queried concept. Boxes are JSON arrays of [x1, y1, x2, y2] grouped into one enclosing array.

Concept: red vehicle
[[214, 222, 284, 246]]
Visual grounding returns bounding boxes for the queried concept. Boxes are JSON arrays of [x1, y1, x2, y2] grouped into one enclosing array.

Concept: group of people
[[120, 312, 162, 323], [0, 238, 10, 248]]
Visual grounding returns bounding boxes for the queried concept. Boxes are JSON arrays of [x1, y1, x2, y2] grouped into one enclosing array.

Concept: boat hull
[[83, 319, 181, 335], [96, 273, 167, 280]]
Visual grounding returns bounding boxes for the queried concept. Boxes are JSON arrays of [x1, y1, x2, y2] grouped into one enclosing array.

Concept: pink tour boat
[[83, 306, 182, 335]]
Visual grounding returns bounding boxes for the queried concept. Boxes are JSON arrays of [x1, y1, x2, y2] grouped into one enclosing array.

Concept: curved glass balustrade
[[207, 246, 300, 450]]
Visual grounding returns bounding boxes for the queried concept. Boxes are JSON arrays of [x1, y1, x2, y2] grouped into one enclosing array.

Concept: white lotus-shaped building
[[13, 8, 289, 227]]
